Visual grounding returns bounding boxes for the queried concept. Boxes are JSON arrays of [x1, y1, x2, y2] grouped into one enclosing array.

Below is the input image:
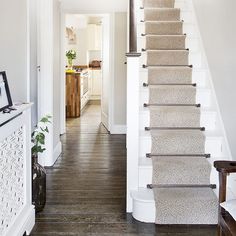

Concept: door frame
[[37, 0, 55, 166], [60, 12, 114, 134]]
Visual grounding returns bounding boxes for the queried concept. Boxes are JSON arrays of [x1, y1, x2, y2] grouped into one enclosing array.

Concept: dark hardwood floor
[[31, 105, 217, 235]]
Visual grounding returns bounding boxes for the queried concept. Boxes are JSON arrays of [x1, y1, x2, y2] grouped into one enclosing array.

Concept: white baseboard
[[53, 141, 62, 165], [43, 141, 62, 167], [6, 205, 35, 236], [101, 112, 109, 131], [110, 125, 127, 134]]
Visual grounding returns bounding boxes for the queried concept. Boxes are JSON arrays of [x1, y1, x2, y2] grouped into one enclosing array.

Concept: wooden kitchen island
[[66, 72, 81, 118], [66, 69, 90, 118]]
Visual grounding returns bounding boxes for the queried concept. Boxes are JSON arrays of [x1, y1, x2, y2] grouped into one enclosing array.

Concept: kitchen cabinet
[[89, 69, 102, 100], [80, 70, 89, 111], [87, 24, 102, 51]]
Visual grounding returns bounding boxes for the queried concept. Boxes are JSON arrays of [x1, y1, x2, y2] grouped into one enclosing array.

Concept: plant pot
[[68, 58, 73, 70], [32, 155, 46, 213]]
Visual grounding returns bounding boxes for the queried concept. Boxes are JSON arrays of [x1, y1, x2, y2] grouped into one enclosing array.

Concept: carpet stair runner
[[142, 0, 218, 224]]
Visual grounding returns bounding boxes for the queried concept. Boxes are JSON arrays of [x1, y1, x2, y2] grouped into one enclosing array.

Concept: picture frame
[[0, 71, 13, 112]]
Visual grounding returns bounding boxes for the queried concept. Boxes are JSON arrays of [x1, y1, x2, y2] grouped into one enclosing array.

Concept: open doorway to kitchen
[[60, 14, 112, 134]]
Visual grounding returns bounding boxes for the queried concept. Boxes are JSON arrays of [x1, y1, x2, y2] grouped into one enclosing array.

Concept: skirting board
[[110, 125, 127, 134], [53, 141, 62, 165], [6, 206, 35, 236], [44, 141, 62, 167]]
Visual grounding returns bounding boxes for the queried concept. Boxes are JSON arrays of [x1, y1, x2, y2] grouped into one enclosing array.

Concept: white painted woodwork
[[127, 0, 234, 222], [89, 69, 102, 100], [0, 104, 35, 236], [126, 55, 141, 212], [87, 24, 102, 51], [37, 0, 55, 167]]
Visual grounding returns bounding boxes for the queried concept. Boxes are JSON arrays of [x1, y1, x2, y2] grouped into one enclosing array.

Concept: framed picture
[[66, 27, 77, 45], [0, 71, 13, 112]]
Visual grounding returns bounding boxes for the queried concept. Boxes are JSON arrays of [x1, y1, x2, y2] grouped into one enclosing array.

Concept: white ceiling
[[60, 0, 128, 13]]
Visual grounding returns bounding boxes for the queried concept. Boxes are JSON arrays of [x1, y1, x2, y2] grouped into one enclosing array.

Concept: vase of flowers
[[31, 115, 51, 213], [66, 50, 76, 69]]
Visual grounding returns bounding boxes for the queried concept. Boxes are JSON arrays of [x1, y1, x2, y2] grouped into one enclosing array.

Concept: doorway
[[60, 13, 112, 134]]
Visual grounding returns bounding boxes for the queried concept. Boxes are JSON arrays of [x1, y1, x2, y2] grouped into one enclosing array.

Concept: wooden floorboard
[[31, 105, 217, 235]]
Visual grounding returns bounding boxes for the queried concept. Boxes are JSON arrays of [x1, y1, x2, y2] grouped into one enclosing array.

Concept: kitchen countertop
[[66, 67, 101, 74]]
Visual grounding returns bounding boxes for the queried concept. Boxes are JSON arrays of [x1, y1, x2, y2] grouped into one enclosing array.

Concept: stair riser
[[139, 135, 223, 158], [139, 110, 217, 130], [140, 88, 212, 107], [138, 0, 190, 11], [139, 167, 218, 189], [144, 9, 181, 22], [139, 160, 219, 188], [131, 190, 156, 223], [139, 10, 194, 23], [138, 36, 199, 52], [140, 69, 206, 87], [138, 22, 197, 37], [140, 52, 202, 68]]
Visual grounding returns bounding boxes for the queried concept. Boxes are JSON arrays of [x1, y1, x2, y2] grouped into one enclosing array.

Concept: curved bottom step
[[131, 188, 155, 223], [131, 187, 218, 224]]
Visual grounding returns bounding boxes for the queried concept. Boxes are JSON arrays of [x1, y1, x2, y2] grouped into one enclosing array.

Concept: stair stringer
[[130, 0, 234, 223]]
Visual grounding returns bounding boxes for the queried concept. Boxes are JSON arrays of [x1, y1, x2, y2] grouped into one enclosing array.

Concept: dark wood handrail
[[129, 0, 137, 53]]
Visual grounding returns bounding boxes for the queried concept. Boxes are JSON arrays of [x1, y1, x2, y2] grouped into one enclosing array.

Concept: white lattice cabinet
[[0, 104, 35, 236]]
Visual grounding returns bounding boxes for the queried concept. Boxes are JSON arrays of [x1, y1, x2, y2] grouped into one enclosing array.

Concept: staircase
[[126, 0, 232, 224]]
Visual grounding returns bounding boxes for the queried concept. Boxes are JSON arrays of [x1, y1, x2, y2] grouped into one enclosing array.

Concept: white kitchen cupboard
[[87, 24, 102, 51], [89, 69, 102, 100], [80, 71, 90, 111]]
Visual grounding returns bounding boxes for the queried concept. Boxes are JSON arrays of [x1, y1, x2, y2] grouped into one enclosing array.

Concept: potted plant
[[31, 115, 51, 213], [66, 50, 76, 70]]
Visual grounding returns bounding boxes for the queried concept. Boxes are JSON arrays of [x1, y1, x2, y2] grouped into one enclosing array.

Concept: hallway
[[31, 105, 217, 235]]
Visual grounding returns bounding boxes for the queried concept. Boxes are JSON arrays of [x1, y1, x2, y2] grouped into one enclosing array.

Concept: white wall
[[65, 15, 88, 65], [113, 12, 127, 125], [0, 0, 28, 102], [61, 1, 128, 133], [29, 0, 38, 127], [192, 0, 236, 159], [53, 0, 62, 151], [61, 0, 127, 13]]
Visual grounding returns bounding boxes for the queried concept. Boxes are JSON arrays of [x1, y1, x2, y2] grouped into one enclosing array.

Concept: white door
[[101, 15, 110, 131]]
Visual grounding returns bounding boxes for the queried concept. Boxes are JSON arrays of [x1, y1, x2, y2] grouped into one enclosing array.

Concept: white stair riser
[[132, 197, 156, 223], [139, 69, 206, 87], [139, 135, 223, 158], [140, 88, 212, 107], [140, 52, 202, 68], [139, 110, 217, 130], [138, 37, 200, 53], [131, 188, 156, 223], [137, 22, 197, 38]]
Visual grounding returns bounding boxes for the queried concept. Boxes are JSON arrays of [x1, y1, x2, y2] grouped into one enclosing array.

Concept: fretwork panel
[[0, 127, 25, 235]]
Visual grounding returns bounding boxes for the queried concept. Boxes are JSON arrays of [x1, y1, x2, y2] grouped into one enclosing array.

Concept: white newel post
[[0, 104, 35, 236], [126, 53, 141, 212]]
